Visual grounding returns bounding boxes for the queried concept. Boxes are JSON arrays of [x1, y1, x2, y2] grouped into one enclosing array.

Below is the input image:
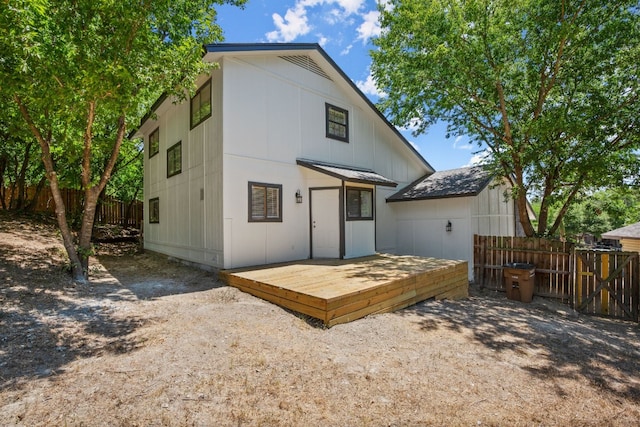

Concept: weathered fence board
[[475, 235, 640, 322], [474, 235, 574, 302], [1, 186, 142, 228], [574, 251, 639, 322]]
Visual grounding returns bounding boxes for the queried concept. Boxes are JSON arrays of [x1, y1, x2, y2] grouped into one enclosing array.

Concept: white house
[[136, 43, 517, 279]]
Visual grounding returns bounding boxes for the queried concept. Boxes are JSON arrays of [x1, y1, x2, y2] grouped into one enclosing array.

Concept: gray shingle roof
[[601, 222, 640, 240], [387, 165, 493, 202], [296, 159, 397, 187]]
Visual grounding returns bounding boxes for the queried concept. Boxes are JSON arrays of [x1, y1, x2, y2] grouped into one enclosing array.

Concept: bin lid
[[503, 262, 535, 269]]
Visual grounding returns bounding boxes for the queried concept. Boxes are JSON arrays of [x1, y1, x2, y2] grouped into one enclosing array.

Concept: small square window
[[149, 197, 159, 223], [191, 79, 212, 129], [149, 127, 159, 158], [346, 187, 373, 220], [326, 103, 349, 142], [167, 141, 182, 178], [248, 182, 282, 222]]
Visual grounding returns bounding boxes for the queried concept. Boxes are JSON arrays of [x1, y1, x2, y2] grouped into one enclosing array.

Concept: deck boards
[[219, 254, 468, 326]]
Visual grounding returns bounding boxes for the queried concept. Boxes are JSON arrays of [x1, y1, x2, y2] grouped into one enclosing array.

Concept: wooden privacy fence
[[575, 250, 639, 322], [2, 186, 143, 228], [474, 235, 640, 322]]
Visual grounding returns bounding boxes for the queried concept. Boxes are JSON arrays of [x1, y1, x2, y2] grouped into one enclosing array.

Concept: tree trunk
[[15, 141, 34, 211], [14, 95, 86, 282], [0, 154, 7, 210], [24, 175, 47, 212], [516, 191, 535, 237]]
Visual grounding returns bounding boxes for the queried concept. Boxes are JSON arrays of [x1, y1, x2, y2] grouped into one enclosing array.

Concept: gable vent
[[279, 55, 333, 81]]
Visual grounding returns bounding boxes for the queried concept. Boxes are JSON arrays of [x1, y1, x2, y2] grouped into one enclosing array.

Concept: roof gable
[[387, 165, 493, 202], [201, 43, 433, 172]]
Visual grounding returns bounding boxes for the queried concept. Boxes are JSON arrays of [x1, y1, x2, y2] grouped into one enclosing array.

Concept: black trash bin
[[503, 263, 536, 303]]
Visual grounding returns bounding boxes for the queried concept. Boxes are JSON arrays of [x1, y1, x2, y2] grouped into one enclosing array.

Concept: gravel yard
[[1, 213, 639, 426]]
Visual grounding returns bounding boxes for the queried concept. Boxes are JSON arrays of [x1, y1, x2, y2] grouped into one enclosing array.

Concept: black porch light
[[295, 189, 303, 204], [446, 220, 452, 232]]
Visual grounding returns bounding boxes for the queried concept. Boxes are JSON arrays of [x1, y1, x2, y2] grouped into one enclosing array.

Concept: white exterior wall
[[471, 181, 515, 236], [142, 70, 225, 268], [220, 54, 426, 268], [391, 180, 515, 280]]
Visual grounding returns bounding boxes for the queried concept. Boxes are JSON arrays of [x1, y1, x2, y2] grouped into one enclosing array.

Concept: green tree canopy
[[1, 0, 246, 282], [372, 0, 640, 237]]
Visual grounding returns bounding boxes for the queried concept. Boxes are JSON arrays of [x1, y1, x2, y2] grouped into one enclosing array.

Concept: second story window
[[326, 103, 349, 142], [191, 79, 212, 129], [167, 141, 182, 178], [149, 127, 159, 158]]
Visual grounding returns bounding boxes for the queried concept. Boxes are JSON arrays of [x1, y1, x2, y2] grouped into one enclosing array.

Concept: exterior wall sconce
[[295, 189, 303, 204], [446, 220, 452, 232]]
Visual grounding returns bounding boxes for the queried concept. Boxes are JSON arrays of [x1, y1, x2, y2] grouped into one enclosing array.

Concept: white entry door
[[311, 188, 340, 258]]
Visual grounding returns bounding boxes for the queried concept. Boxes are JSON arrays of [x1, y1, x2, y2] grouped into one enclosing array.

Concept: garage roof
[[387, 165, 493, 202]]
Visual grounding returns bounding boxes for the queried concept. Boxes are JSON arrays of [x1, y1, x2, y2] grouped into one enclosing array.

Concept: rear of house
[[137, 43, 433, 270]]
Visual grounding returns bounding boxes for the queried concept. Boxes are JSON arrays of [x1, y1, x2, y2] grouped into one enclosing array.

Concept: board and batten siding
[[219, 54, 425, 268], [391, 182, 514, 280], [471, 181, 515, 236], [142, 70, 225, 268]]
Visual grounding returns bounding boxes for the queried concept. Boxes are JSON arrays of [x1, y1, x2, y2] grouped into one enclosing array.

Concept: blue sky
[[216, 0, 484, 171]]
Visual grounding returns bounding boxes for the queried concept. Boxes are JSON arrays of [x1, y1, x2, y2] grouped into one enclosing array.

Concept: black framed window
[[167, 141, 182, 178], [326, 103, 349, 142], [249, 182, 282, 222], [191, 79, 212, 129], [149, 127, 159, 158], [346, 187, 373, 220], [149, 198, 159, 223]]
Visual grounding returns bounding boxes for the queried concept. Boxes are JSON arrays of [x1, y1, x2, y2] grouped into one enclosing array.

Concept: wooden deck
[[219, 254, 468, 327]]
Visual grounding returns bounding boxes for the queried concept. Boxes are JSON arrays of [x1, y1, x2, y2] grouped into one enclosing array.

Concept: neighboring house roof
[[601, 222, 640, 240], [296, 159, 397, 187], [387, 165, 493, 202]]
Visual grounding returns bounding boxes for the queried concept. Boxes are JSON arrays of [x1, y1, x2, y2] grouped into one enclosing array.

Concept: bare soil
[[1, 211, 640, 426]]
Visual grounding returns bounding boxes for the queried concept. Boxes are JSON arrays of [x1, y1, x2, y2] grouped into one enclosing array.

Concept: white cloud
[[378, 0, 394, 12], [399, 118, 423, 133], [408, 140, 421, 152], [266, 0, 367, 42], [317, 35, 329, 46], [335, 0, 366, 15], [356, 10, 381, 43], [356, 72, 386, 97], [340, 44, 353, 55], [465, 150, 492, 167], [453, 136, 472, 150], [266, 4, 312, 42]]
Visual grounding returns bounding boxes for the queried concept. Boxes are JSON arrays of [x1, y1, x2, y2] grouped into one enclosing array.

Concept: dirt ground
[[1, 212, 640, 426]]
